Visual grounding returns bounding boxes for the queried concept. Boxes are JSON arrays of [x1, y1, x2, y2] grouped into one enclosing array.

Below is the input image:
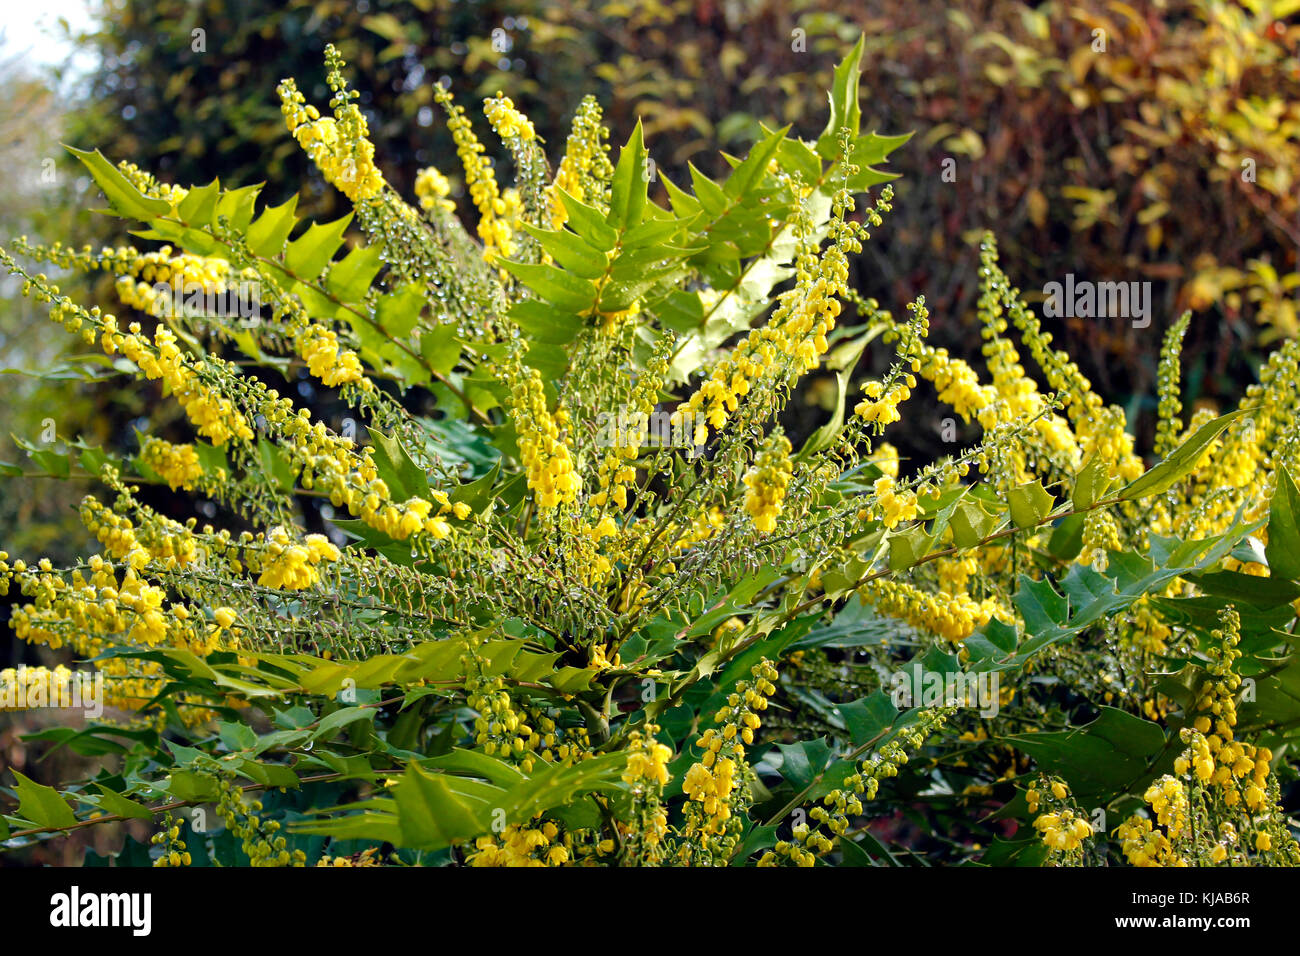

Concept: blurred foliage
[[0, 53, 113, 830], [0, 53, 102, 569]]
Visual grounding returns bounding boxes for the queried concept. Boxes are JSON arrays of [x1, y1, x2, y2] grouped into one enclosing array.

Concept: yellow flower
[[872, 476, 918, 529], [623, 731, 673, 787], [508, 363, 580, 509], [140, 437, 205, 491], [254, 527, 340, 590], [483, 92, 536, 142], [743, 435, 793, 533], [414, 166, 455, 214], [298, 325, 367, 389], [278, 55, 386, 204]]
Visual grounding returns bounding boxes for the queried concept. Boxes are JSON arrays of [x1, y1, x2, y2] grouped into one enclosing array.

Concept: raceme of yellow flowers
[[2, 39, 1300, 869], [277, 48, 386, 204], [1116, 608, 1300, 867]]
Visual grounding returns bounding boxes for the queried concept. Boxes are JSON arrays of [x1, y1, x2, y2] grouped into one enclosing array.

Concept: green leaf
[[1004, 707, 1170, 804], [232, 759, 299, 790], [214, 183, 263, 231], [1048, 513, 1085, 561], [92, 784, 154, 821], [285, 213, 354, 282], [10, 770, 77, 830], [421, 329, 461, 377], [1184, 569, 1300, 607], [246, 195, 300, 258], [800, 370, 851, 457], [622, 216, 686, 247], [67, 147, 171, 220], [1266, 467, 1300, 582], [844, 133, 910, 191], [191, 440, 228, 480], [607, 119, 648, 230], [493, 752, 628, 822], [376, 284, 425, 339], [448, 461, 501, 513], [368, 428, 428, 501], [313, 706, 377, 741], [327, 244, 383, 303], [394, 762, 489, 848], [256, 437, 295, 493], [218, 720, 258, 752], [774, 738, 833, 790], [816, 35, 865, 159], [661, 173, 703, 219], [1071, 453, 1113, 511], [950, 496, 1002, 548], [30, 447, 71, 478], [972, 524, 1255, 670], [849, 131, 913, 166], [520, 224, 609, 279], [887, 524, 936, 572], [1236, 654, 1300, 737], [793, 598, 915, 650], [1007, 479, 1056, 530], [177, 178, 220, 226], [499, 260, 597, 313], [510, 299, 585, 347], [1121, 409, 1250, 501], [557, 188, 618, 250], [724, 125, 790, 198], [977, 835, 1048, 867], [421, 748, 527, 789], [837, 690, 902, 746], [165, 770, 220, 802], [771, 130, 823, 184], [688, 162, 729, 216], [731, 824, 779, 864]]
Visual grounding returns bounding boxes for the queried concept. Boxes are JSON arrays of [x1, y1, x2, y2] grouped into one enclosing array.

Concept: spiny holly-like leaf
[[800, 370, 851, 457], [1266, 467, 1300, 582], [375, 283, 425, 338], [950, 495, 1003, 549], [887, 524, 936, 571], [607, 119, 648, 230], [1071, 453, 1114, 510], [326, 244, 383, 303], [557, 188, 618, 250], [520, 223, 609, 279], [10, 771, 77, 830], [176, 178, 220, 227], [285, 213, 354, 282], [67, 146, 171, 221], [214, 183, 263, 232], [1004, 707, 1170, 804], [293, 752, 626, 851], [368, 427, 428, 501], [723, 125, 790, 198], [500, 259, 598, 312], [816, 34, 865, 159], [394, 762, 489, 848], [1121, 408, 1250, 501], [246, 195, 300, 258], [966, 522, 1257, 671], [1007, 479, 1056, 530]]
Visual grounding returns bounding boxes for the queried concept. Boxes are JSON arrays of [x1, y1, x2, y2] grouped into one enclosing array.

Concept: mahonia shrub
[[2, 37, 1300, 867]]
